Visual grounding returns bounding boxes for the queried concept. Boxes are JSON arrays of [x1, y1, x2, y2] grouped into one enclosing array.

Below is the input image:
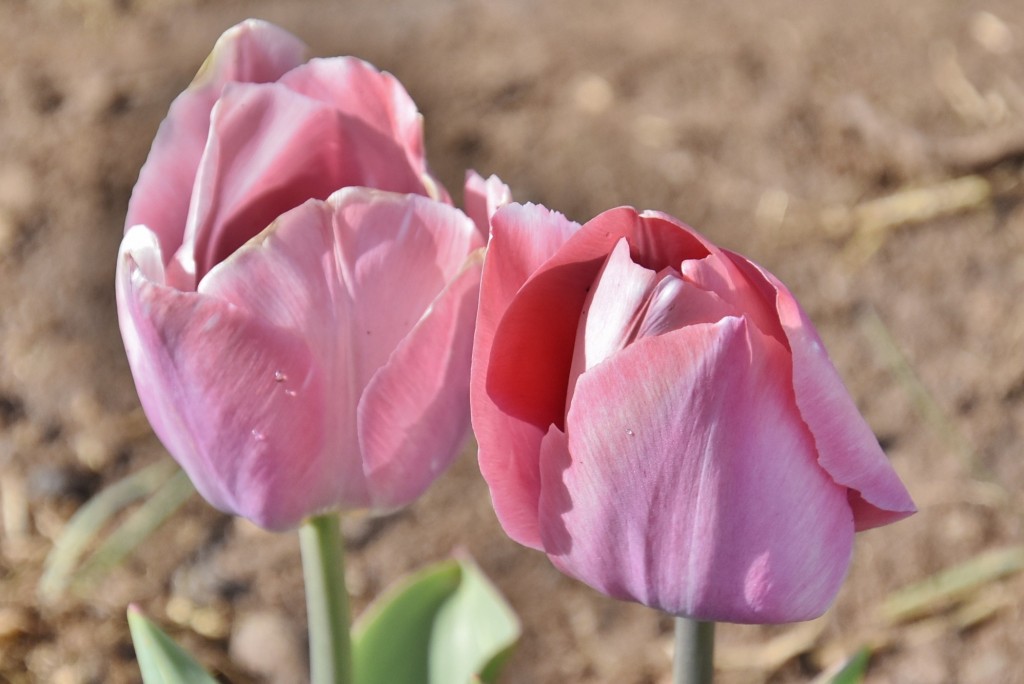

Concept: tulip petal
[[539, 317, 854, 622], [325, 188, 483, 388], [358, 253, 483, 509], [777, 284, 916, 529], [117, 227, 329, 531], [571, 239, 658, 372], [634, 274, 738, 340], [678, 253, 785, 343], [464, 172, 512, 238], [473, 203, 579, 549], [565, 239, 657, 409], [720, 252, 916, 528], [181, 83, 370, 283], [125, 20, 307, 262], [278, 58, 449, 202], [195, 200, 368, 506], [487, 208, 710, 430], [201, 189, 481, 510]]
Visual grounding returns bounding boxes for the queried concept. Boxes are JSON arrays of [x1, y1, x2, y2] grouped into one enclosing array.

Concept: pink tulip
[[472, 204, 915, 623], [117, 19, 508, 530]]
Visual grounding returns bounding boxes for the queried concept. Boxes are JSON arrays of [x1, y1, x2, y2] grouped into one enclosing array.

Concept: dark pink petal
[[472, 203, 579, 548], [125, 20, 307, 261], [538, 317, 854, 622], [196, 200, 369, 507], [359, 254, 483, 509], [464, 171, 512, 238], [278, 58, 449, 202], [180, 83, 368, 284], [324, 188, 483, 390], [589, 209, 710, 273], [768, 271, 916, 529], [487, 207, 709, 430], [117, 226, 330, 531]]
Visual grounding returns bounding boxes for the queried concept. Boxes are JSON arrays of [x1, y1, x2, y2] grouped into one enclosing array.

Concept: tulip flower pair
[[117, 19, 913, 628]]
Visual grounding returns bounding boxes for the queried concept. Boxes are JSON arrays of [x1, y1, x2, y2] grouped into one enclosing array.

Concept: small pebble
[[970, 12, 1013, 55], [573, 73, 614, 114], [27, 464, 99, 501], [230, 611, 304, 684], [0, 606, 33, 642]]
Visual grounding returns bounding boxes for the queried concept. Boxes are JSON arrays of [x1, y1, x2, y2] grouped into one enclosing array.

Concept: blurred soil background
[[2, 0, 1024, 682]]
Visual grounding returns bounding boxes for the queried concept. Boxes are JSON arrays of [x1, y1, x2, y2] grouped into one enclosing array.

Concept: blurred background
[[2, 0, 1023, 681]]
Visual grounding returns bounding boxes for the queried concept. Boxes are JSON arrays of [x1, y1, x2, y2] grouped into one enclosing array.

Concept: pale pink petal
[[278, 58, 449, 202], [359, 254, 483, 508], [125, 20, 307, 261], [464, 171, 512, 238], [539, 317, 854, 622], [472, 202, 579, 549], [202, 190, 482, 510], [325, 188, 483, 391], [679, 253, 785, 343], [179, 83, 368, 284], [634, 274, 738, 340], [197, 199, 368, 507], [565, 239, 657, 410], [117, 227, 329, 531]]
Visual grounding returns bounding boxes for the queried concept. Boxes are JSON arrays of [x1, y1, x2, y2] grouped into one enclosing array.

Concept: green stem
[[673, 618, 714, 684], [300, 512, 352, 684]]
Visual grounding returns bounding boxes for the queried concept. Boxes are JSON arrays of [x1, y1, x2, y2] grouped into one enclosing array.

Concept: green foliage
[[826, 648, 870, 684], [353, 556, 521, 684], [127, 605, 218, 684], [39, 462, 195, 603]]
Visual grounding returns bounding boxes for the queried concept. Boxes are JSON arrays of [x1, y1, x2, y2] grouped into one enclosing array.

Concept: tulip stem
[[300, 512, 352, 684], [673, 617, 714, 684]]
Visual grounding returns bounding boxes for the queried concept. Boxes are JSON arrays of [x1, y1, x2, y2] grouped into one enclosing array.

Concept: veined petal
[[540, 317, 854, 623], [201, 189, 481, 509], [358, 253, 483, 509], [117, 228, 329, 531], [473, 203, 579, 548], [278, 58, 449, 202], [197, 199, 368, 506], [125, 20, 307, 262]]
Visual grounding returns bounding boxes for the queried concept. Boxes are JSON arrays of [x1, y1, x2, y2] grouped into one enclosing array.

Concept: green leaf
[[352, 556, 521, 684], [39, 461, 178, 602], [76, 469, 196, 587], [430, 556, 521, 684], [38, 461, 195, 603], [127, 605, 218, 684], [825, 647, 871, 684], [353, 561, 462, 684]]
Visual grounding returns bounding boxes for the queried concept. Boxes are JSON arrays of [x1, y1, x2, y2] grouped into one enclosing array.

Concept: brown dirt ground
[[2, 0, 1024, 682]]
